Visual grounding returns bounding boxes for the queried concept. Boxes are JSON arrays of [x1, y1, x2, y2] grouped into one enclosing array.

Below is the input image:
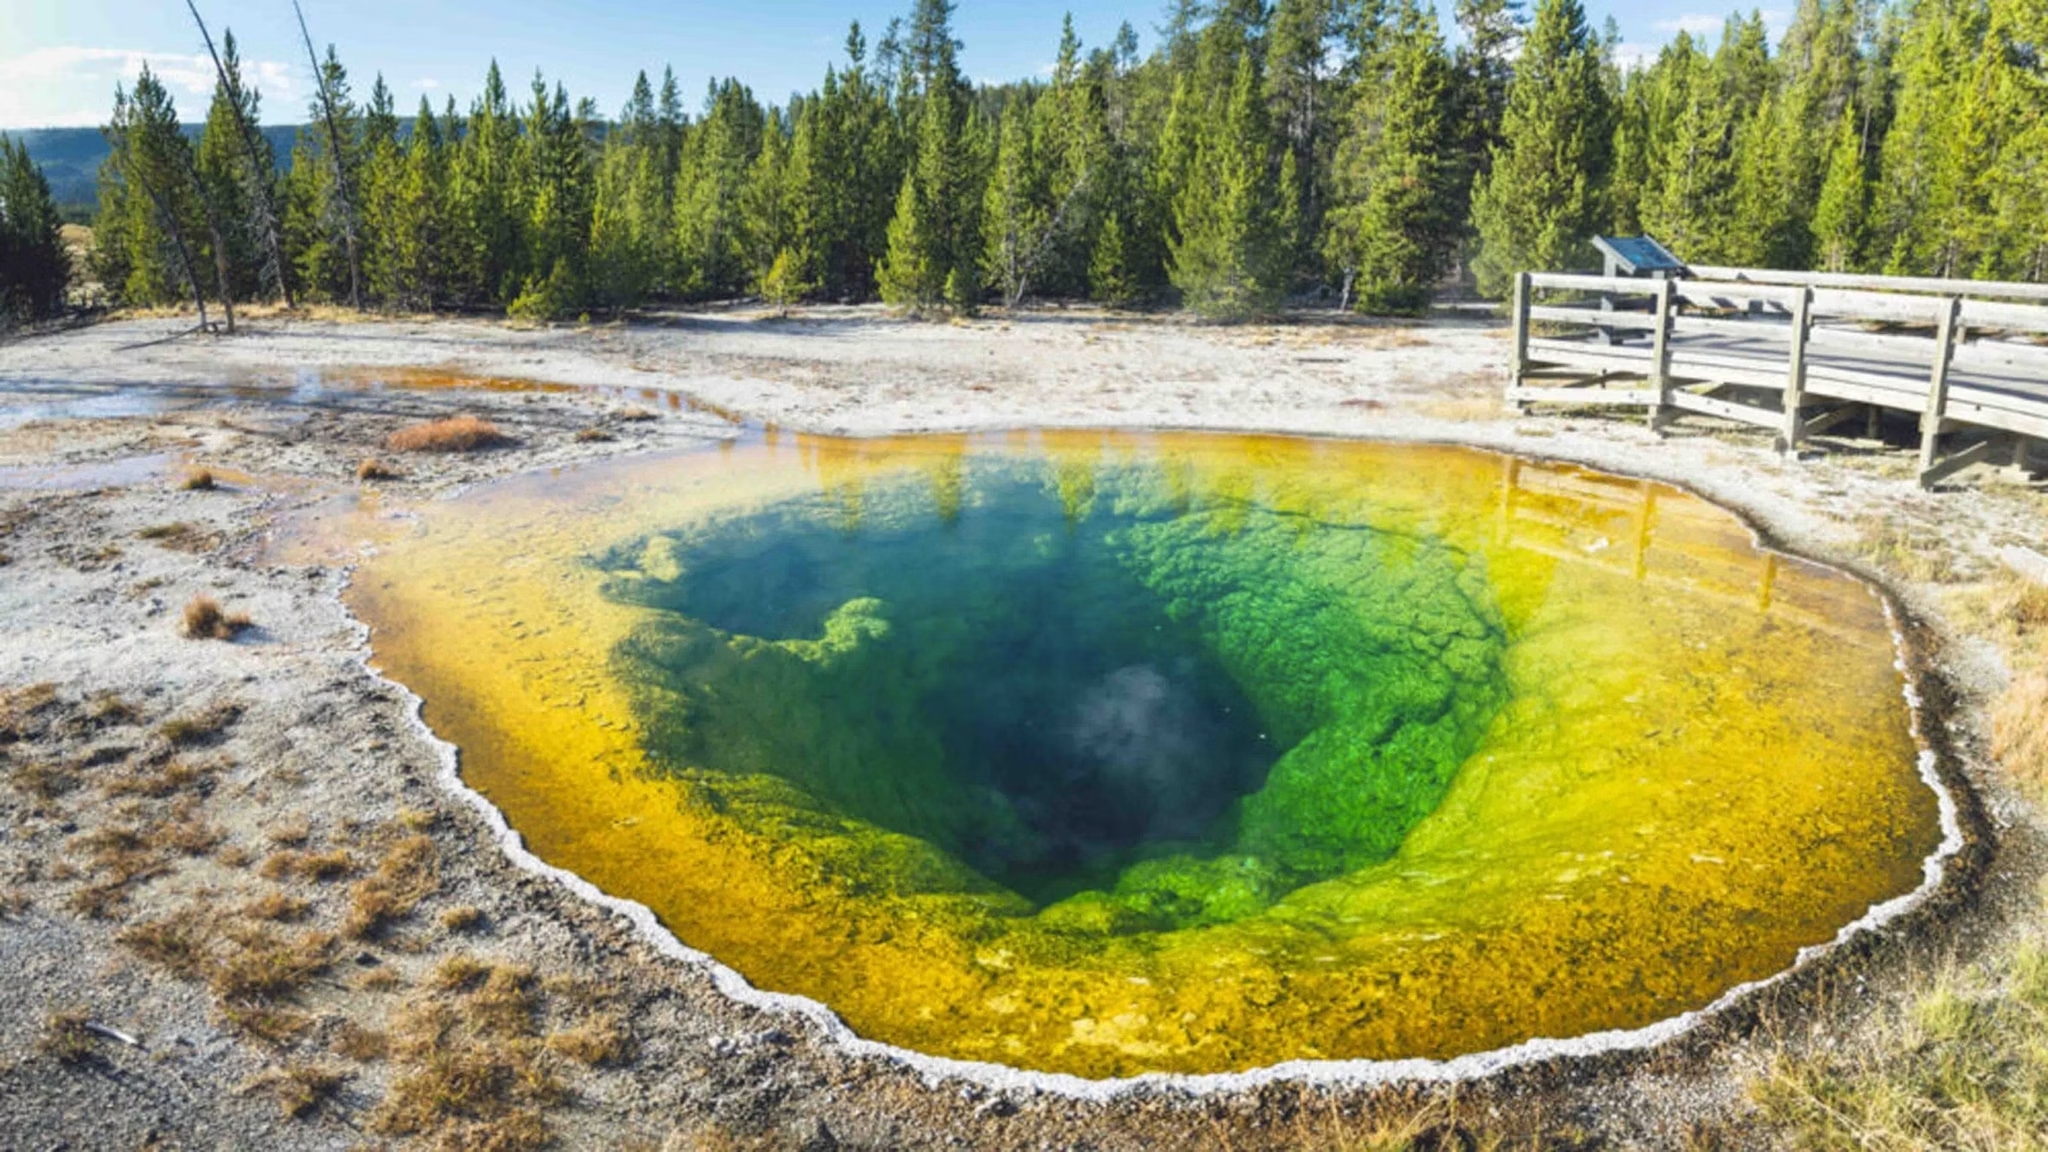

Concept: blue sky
[[0, 0, 1784, 129]]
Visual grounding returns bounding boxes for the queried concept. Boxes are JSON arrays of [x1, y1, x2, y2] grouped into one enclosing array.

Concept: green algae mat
[[347, 431, 1944, 1078]]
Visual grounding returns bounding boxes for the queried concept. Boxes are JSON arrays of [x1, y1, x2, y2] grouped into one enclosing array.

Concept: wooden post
[[1778, 286, 1814, 456], [1918, 296, 1962, 483], [1509, 272, 1532, 411], [2011, 435, 2034, 475], [1648, 277, 1676, 433]]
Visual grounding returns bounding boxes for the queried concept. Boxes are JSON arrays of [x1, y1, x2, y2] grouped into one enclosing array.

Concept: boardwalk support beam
[[1917, 296, 1963, 488]]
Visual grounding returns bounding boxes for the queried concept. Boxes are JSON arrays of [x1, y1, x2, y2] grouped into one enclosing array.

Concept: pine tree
[[984, 96, 1049, 307], [1469, 0, 1612, 296], [103, 68, 212, 323], [674, 80, 764, 300], [0, 136, 70, 326], [1326, 0, 1459, 314], [1168, 52, 1287, 319], [879, 0, 981, 313], [1811, 103, 1869, 271], [185, 24, 291, 306]]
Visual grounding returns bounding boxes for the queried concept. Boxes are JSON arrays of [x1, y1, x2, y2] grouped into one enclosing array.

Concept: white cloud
[[1654, 14, 1727, 36], [1611, 42, 1660, 72], [414, 78, 441, 90], [0, 45, 298, 129]]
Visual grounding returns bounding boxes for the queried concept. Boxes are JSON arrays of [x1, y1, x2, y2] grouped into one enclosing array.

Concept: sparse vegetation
[[545, 1013, 632, 1066], [342, 833, 439, 940], [372, 956, 564, 1150], [181, 594, 252, 640], [356, 458, 401, 481], [574, 426, 615, 442], [244, 1062, 351, 1119], [37, 1010, 96, 1066], [180, 468, 216, 491], [259, 847, 356, 882], [440, 904, 484, 933], [158, 700, 241, 745], [386, 415, 511, 453]]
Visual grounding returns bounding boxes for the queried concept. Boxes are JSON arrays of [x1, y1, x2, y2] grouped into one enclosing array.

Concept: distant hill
[[6, 125, 303, 215]]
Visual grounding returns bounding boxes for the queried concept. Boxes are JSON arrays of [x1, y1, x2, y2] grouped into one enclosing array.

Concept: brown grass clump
[[386, 415, 511, 454], [8, 757, 77, 802], [241, 890, 311, 922], [66, 824, 171, 916], [334, 1020, 390, 1061], [617, 406, 658, 422], [545, 1014, 632, 1067], [0, 681, 59, 743], [181, 595, 252, 640], [208, 925, 337, 1041], [343, 833, 440, 940], [1856, 516, 1963, 584], [440, 904, 484, 933], [102, 756, 215, 799], [38, 1010, 97, 1066], [244, 1062, 351, 1119], [159, 700, 241, 745], [260, 847, 357, 882], [180, 467, 216, 491], [356, 457, 402, 482], [573, 426, 616, 443], [117, 907, 216, 979], [371, 959, 563, 1150], [1994, 668, 2048, 795]]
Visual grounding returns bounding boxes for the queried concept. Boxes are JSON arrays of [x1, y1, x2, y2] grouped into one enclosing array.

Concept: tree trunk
[[184, 0, 295, 308], [293, 0, 364, 310]]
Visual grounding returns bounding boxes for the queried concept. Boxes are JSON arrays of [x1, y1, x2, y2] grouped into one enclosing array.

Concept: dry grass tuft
[[260, 847, 357, 882], [1751, 942, 2048, 1148], [244, 1062, 351, 1119], [159, 700, 241, 745], [9, 757, 77, 802], [180, 467, 216, 491], [574, 426, 616, 443], [1855, 516, 1963, 584], [181, 595, 252, 640], [356, 457, 402, 482], [343, 833, 440, 940], [386, 415, 511, 453], [1994, 668, 2048, 795], [38, 1010, 97, 1066], [370, 959, 565, 1149], [241, 889, 311, 922], [118, 906, 216, 978], [102, 756, 215, 799], [545, 1013, 633, 1067], [334, 1020, 390, 1061], [440, 904, 484, 933], [617, 406, 658, 422], [0, 682, 59, 743]]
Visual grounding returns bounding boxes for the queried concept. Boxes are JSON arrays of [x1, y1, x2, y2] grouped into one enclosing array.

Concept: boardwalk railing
[[1506, 265, 2048, 487]]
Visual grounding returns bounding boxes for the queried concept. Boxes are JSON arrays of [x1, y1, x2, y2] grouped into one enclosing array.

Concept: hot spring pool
[[348, 431, 1944, 1078]]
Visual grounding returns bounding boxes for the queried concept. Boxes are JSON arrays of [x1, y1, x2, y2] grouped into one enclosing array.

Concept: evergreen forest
[[28, 0, 2048, 324]]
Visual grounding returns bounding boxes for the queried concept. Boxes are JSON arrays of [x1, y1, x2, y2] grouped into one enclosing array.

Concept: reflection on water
[[344, 432, 1940, 1077]]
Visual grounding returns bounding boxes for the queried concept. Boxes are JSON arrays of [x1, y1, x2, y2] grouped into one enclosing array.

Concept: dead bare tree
[[183, 0, 295, 308], [291, 0, 363, 310]]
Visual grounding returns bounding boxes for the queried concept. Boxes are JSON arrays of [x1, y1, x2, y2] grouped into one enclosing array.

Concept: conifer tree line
[[82, 0, 2048, 324], [0, 135, 71, 328]]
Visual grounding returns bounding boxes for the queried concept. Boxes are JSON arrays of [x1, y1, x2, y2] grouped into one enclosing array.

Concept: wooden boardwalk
[[1505, 264, 2048, 487]]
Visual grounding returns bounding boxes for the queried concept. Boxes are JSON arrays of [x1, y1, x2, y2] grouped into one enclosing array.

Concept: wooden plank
[[1668, 313, 1792, 340], [1935, 393, 2048, 441], [1959, 299, 2048, 336], [1919, 437, 1997, 487], [1780, 286, 1814, 453], [1665, 355, 1788, 392], [1806, 325, 1936, 362], [1527, 305, 1656, 330], [1919, 297, 1963, 475], [1950, 338, 2048, 375], [1669, 389, 1785, 428], [1799, 404, 1864, 437], [1689, 264, 2048, 303], [1811, 287, 1944, 325], [1530, 272, 1653, 295], [1676, 280, 1807, 309]]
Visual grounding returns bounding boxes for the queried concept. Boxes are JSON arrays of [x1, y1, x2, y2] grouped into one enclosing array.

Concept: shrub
[[180, 468, 216, 491], [356, 458, 401, 482], [386, 416, 511, 454], [181, 595, 251, 640]]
